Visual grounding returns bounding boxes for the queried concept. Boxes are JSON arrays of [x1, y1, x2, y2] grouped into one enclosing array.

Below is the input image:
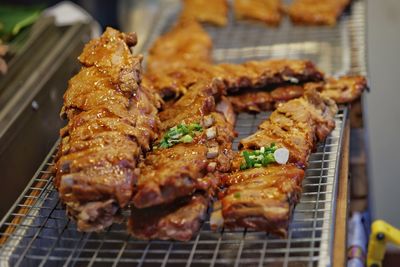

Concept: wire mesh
[[143, 0, 366, 76], [0, 108, 347, 267], [0, 0, 366, 266]]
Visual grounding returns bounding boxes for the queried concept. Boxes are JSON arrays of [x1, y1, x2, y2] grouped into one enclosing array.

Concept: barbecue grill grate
[[0, 0, 366, 266]]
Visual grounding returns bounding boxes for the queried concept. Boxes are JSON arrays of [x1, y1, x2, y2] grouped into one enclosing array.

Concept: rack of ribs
[[54, 28, 161, 232], [227, 75, 368, 113], [128, 80, 237, 241], [233, 0, 283, 26], [143, 59, 324, 99], [211, 89, 338, 237]]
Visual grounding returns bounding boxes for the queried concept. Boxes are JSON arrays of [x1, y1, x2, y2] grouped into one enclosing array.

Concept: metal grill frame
[[0, 0, 366, 266]]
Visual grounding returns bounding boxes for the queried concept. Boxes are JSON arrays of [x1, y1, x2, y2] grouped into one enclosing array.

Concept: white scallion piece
[[203, 115, 215, 127], [206, 127, 217, 140], [274, 148, 289, 164], [207, 146, 219, 159]]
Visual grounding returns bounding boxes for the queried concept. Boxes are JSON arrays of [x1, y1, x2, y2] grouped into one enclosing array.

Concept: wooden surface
[[332, 120, 350, 267]]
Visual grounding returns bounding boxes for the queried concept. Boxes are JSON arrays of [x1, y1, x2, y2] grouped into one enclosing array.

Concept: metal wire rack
[[0, 108, 347, 267], [0, 0, 366, 266], [143, 0, 366, 75]]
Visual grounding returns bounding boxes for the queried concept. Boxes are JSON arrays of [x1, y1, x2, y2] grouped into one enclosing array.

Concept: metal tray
[[0, 0, 366, 266]]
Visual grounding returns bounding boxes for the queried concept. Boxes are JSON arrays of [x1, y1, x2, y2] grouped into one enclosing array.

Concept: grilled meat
[[180, 0, 228, 26], [228, 91, 274, 113], [212, 164, 304, 237], [132, 143, 210, 208], [234, 0, 283, 26], [132, 81, 235, 208], [318, 75, 368, 103], [129, 80, 235, 240], [129, 194, 209, 241], [159, 80, 224, 130], [212, 90, 337, 236], [55, 28, 160, 232], [144, 59, 324, 98], [286, 0, 350, 26], [226, 76, 367, 113], [271, 84, 305, 102], [146, 19, 212, 73], [263, 89, 337, 144]]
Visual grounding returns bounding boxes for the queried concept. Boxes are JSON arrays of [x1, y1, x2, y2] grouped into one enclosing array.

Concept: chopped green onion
[[240, 144, 278, 170], [234, 192, 241, 199], [188, 122, 203, 132], [180, 134, 193, 143], [152, 122, 203, 149]]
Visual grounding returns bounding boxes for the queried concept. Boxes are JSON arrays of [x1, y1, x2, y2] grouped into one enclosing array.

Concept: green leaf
[[0, 5, 43, 41]]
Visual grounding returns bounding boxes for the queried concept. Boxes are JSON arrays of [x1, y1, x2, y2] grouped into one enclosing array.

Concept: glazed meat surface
[[212, 164, 304, 237], [318, 75, 368, 103], [130, 81, 235, 240], [159, 80, 224, 130], [234, 0, 282, 26], [228, 91, 274, 113], [55, 28, 160, 232], [145, 19, 212, 73], [132, 81, 235, 207], [226, 76, 367, 113], [212, 90, 338, 236], [240, 89, 337, 166], [286, 0, 350, 26], [132, 143, 210, 208], [144, 59, 324, 98], [129, 194, 209, 241], [180, 0, 228, 26]]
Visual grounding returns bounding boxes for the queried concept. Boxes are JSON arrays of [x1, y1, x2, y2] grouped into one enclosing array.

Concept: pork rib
[[212, 89, 338, 236], [55, 28, 160, 232], [144, 59, 324, 98], [226, 75, 367, 113]]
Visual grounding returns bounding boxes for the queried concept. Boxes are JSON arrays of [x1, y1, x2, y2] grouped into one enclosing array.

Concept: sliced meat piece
[[145, 59, 324, 98], [318, 75, 368, 103], [132, 143, 209, 208], [78, 27, 141, 95], [159, 80, 225, 130], [270, 84, 305, 102], [180, 0, 228, 26], [228, 91, 274, 113], [146, 20, 212, 73], [212, 164, 304, 237], [286, 0, 350, 26], [129, 194, 209, 241], [234, 0, 282, 26]]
